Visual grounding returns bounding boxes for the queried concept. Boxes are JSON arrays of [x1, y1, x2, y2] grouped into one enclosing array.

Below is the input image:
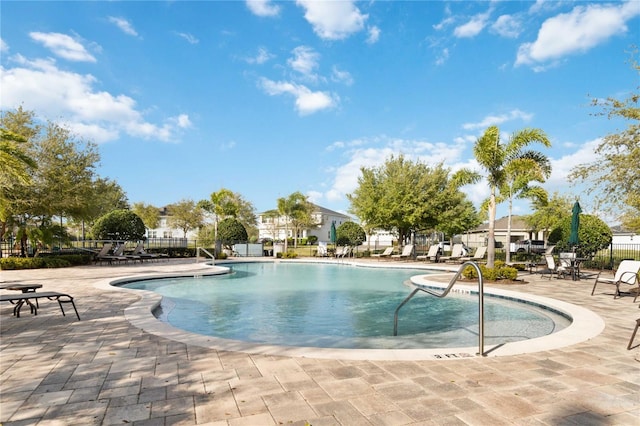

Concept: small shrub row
[[277, 251, 298, 259], [1, 256, 71, 270], [462, 261, 518, 282]]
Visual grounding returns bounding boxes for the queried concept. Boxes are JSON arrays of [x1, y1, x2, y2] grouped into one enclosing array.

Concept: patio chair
[[559, 252, 579, 280], [132, 242, 168, 261], [96, 243, 129, 265], [459, 246, 487, 263], [591, 260, 640, 299], [539, 254, 567, 279], [416, 244, 440, 262], [439, 244, 464, 263], [391, 244, 414, 260], [371, 246, 394, 259], [316, 242, 328, 257]]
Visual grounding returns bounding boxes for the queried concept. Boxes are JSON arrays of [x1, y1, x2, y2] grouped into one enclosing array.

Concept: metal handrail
[[393, 261, 485, 356], [196, 247, 215, 264]]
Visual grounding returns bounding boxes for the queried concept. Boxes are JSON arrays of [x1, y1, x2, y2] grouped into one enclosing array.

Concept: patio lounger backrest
[[427, 244, 439, 257], [614, 260, 640, 285]]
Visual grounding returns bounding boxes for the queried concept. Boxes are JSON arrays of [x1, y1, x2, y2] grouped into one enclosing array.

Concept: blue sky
[[1, 0, 638, 222]]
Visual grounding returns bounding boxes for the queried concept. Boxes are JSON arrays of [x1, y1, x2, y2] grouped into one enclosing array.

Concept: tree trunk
[[505, 199, 513, 264], [487, 191, 496, 268]]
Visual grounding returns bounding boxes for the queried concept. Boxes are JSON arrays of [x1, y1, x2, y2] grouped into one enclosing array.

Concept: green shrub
[[499, 266, 518, 280], [282, 251, 298, 259], [0, 256, 73, 270], [461, 263, 518, 281]]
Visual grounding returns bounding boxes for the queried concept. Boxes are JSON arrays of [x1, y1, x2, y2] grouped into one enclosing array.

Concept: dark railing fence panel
[[1, 238, 639, 270]]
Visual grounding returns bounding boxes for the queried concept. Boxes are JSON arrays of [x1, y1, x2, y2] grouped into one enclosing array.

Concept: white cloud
[[175, 32, 199, 44], [367, 26, 381, 44], [108, 16, 139, 37], [246, 0, 280, 17], [435, 48, 449, 66], [320, 136, 467, 203], [516, 2, 640, 67], [246, 47, 274, 64], [288, 46, 320, 79], [29, 32, 96, 62], [454, 10, 491, 38], [296, 0, 367, 40], [331, 66, 353, 86], [433, 16, 455, 31], [258, 77, 337, 115], [491, 14, 522, 38], [0, 55, 189, 143], [547, 138, 599, 186], [462, 109, 534, 130]]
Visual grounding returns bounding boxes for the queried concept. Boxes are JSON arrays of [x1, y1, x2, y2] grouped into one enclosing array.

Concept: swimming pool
[[120, 262, 571, 350]]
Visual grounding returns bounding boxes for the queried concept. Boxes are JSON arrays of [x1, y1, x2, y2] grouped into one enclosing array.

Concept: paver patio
[[1, 259, 638, 425]]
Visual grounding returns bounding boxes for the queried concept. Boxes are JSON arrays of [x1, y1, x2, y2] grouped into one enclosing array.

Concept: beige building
[[462, 215, 545, 249]]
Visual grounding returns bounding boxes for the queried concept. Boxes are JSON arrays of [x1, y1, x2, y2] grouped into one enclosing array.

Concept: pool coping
[[94, 259, 605, 361]]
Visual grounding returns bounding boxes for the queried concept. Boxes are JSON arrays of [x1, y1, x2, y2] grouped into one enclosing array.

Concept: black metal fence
[[2, 238, 639, 271]]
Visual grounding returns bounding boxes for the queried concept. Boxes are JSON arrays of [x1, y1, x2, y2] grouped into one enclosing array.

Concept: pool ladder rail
[[393, 261, 486, 356]]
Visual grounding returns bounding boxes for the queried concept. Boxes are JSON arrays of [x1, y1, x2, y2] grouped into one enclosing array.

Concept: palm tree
[[455, 126, 551, 268], [500, 151, 551, 263], [277, 192, 308, 252]]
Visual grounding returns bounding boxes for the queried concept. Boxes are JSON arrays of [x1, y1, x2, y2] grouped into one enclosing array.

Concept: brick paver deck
[[1, 259, 638, 425]]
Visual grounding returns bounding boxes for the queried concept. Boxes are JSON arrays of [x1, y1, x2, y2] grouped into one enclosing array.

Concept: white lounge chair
[[539, 254, 567, 279], [439, 244, 464, 263], [391, 244, 414, 260], [316, 242, 328, 257], [372, 247, 394, 259], [416, 244, 440, 262], [591, 260, 640, 299], [459, 246, 487, 263]]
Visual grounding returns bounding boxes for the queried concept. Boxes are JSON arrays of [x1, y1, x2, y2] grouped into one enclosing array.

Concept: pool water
[[122, 262, 570, 349]]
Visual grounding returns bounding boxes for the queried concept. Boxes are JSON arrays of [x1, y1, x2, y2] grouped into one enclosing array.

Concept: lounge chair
[[316, 242, 328, 257], [95, 243, 128, 265], [459, 246, 487, 263], [591, 260, 640, 299], [371, 247, 394, 259], [0, 291, 80, 320], [539, 254, 567, 279], [391, 244, 414, 260], [439, 244, 464, 263], [416, 244, 440, 262], [132, 242, 167, 261]]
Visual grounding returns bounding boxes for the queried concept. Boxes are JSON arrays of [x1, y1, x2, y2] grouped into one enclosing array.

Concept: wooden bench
[[0, 291, 80, 320]]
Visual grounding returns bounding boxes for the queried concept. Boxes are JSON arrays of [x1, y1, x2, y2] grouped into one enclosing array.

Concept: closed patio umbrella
[[569, 201, 581, 247], [330, 221, 337, 244]]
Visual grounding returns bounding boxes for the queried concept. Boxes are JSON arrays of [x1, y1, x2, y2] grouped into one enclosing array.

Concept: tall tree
[[132, 202, 160, 231], [524, 192, 573, 245], [569, 53, 639, 232], [0, 108, 107, 253], [0, 128, 37, 253], [199, 188, 257, 243], [277, 191, 308, 252], [454, 126, 551, 268], [349, 155, 477, 247], [167, 199, 203, 238], [500, 151, 551, 263]]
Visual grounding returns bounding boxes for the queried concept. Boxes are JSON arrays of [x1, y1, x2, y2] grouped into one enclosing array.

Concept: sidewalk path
[[1, 259, 639, 425]]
